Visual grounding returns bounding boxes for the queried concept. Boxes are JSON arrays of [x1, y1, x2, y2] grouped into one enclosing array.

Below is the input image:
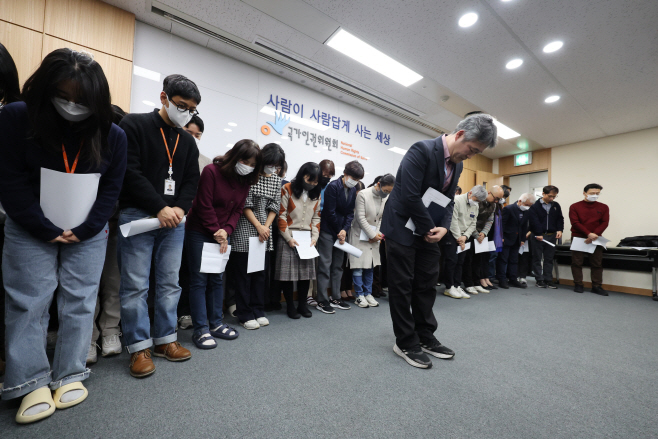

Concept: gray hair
[[451, 113, 498, 149], [518, 192, 535, 203], [470, 185, 487, 201]]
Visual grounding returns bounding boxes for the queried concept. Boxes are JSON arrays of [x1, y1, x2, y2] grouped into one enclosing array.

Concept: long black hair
[[291, 162, 321, 201], [22, 48, 113, 167], [213, 139, 262, 185], [0, 43, 21, 105]]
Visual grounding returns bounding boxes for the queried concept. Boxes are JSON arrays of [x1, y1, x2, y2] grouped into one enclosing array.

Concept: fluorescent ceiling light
[[142, 100, 156, 107], [458, 13, 478, 28], [260, 106, 329, 131], [505, 58, 523, 69], [133, 65, 160, 82], [326, 29, 423, 87], [228, 122, 237, 127], [224, 128, 232, 132], [388, 147, 408, 155], [545, 95, 560, 103], [543, 41, 563, 53], [494, 120, 520, 139]]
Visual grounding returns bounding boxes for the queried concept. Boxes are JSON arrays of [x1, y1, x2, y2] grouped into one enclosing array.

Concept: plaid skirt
[[274, 236, 316, 281]]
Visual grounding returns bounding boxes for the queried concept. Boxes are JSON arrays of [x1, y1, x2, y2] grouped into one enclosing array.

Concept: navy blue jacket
[[527, 199, 564, 235], [502, 203, 529, 247], [381, 136, 462, 247], [320, 176, 356, 237]]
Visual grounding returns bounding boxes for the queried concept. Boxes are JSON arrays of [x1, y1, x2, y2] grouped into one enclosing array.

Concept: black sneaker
[[546, 281, 558, 289], [420, 340, 455, 359], [536, 281, 547, 288], [316, 301, 335, 314], [498, 279, 510, 289], [591, 287, 609, 296], [330, 299, 351, 310], [393, 344, 432, 369], [509, 279, 526, 289], [574, 284, 584, 293]]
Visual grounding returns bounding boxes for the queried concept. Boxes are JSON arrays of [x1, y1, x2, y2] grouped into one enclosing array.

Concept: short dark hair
[[163, 74, 201, 105], [213, 139, 262, 185], [319, 159, 335, 176], [278, 160, 287, 178], [501, 184, 512, 193], [455, 186, 462, 195], [543, 185, 559, 194], [0, 43, 20, 105], [186, 115, 204, 132], [261, 143, 285, 169], [112, 104, 126, 125], [22, 48, 113, 167], [344, 160, 364, 179], [378, 173, 395, 188], [291, 162, 321, 200], [584, 183, 602, 192]]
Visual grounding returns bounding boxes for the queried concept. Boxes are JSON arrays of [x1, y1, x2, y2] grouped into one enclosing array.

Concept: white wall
[[509, 171, 548, 201], [130, 22, 429, 181]]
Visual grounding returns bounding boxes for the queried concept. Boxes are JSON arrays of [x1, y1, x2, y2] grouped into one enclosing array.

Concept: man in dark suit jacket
[[381, 113, 498, 369], [526, 185, 564, 288], [497, 193, 534, 289]]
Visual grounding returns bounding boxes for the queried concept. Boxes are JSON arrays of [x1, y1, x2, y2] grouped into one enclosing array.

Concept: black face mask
[[319, 176, 331, 188], [303, 182, 317, 192]]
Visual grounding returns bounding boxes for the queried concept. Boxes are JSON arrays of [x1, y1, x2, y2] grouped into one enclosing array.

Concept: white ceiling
[[102, 0, 658, 159]]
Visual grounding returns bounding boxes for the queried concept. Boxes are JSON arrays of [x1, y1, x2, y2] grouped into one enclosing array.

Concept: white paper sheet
[[120, 216, 186, 238], [592, 236, 610, 249], [247, 236, 266, 273], [292, 230, 319, 259], [421, 187, 451, 208], [489, 241, 497, 252], [334, 240, 363, 258], [542, 239, 556, 247], [456, 242, 471, 254], [360, 227, 376, 241], [40, 168, 100, 230], [200, 242, 231, 273], [519, 241, 529, 254], [474, 237, 490, 254], [405, 218, 417, 232], [570, 237, 596, 254]]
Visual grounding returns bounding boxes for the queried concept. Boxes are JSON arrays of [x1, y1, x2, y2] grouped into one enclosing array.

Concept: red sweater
[[569, 200, 609, 238]]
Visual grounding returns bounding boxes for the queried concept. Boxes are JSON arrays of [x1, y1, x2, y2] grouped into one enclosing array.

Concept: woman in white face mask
[[0, 48, 127, 423], [184, 139, 262, 349]]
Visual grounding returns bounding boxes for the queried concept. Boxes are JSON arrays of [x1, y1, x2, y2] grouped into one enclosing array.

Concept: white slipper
[[16, 387, 56, 424], [53, 381, 88, 409]]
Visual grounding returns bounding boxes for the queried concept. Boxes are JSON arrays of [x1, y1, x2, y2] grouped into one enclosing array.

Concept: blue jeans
[[118, 208, 184, 353], [185, 230, 226, 338], [352, 268, 374, 296], [1, 218, 108, 400]]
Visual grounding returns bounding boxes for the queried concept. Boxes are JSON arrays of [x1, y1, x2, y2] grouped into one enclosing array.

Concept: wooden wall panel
[[0, 21, 43, 86], [42, 35, 132, 110], [458, 168, 476, 193], [499, 148, 551, 177], [463, 154, 493, 173], [0, 0, 46, 32], [44, 0, 135, 60]]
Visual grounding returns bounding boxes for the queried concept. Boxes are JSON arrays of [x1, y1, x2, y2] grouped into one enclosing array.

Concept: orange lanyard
[[160, 128, 180, 176], [62, 144, 81, 174]]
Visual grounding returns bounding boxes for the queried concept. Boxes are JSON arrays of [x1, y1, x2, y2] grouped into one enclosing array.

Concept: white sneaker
[[364, 295, 379, 307], [355, 296, 369, 308], [101, 334, 122, 357], [86, 343, 98, 365], [465, 287, 478, 295], [178, 315, 193, 330], [256, 317, 269, 326], [444, 286, 462, 299], [457, 287, 470, 299], [519, 277, 527, 286], [228, 304, 237, 317], [242, 319, 260, 330], [475, 286, 490, 294]]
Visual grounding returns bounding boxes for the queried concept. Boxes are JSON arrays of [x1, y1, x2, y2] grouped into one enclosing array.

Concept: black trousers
[[531, 234, 557, 282], [443, 233, 468, 289], [281, 279, 310, 305], [266, 228, 283, 306], [232, 252, 268, 323], [386, 237, 441, 349], [497, 243, 521, 281], [0, 223, 4, 361], [472, 250, 490, 281], [177, 244, 191, 316], [461, 238, 478, 288], [372, 241, 388, 295]]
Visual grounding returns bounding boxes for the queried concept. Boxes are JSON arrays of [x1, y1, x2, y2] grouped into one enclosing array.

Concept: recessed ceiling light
[[493, 120, 520, 139], [543, 41, 563, 53], [224, 128, 232, 132], [142, 100, 156, 107], [326, 29, 423, 87], [458, 12, 478, 28], [505, 58, 523, 69], [545, 95, 560, 103], [388, 147, 408, 155], [228, 122, 237, 127]]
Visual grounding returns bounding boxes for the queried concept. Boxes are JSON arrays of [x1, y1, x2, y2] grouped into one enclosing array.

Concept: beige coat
[[450, 193, 479, 240], [348, 186, 388, 269]]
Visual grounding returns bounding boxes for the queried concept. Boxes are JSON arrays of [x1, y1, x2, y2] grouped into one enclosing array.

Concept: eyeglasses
[[170, 98, 199, 117], [489, 191, 500, 202]]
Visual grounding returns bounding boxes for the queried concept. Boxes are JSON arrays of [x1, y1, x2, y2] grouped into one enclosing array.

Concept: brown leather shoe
[[129, 349, 155, 378], [153, 341, 192, 362]]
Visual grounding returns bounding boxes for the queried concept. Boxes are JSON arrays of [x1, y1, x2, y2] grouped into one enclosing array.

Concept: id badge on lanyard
[[161, 128, 180, 196]]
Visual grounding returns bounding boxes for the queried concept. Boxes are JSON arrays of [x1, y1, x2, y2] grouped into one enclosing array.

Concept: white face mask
[[499, 199, 505, 205], [51, 97, 92, 122], [264, 165, 278, 175], [344, 177, 357, 188], [165, 95, 193, 128], [235, 162, 254, 176], [468, 197, 478, 206], [519, 204, 530, 211], [586, 194, 599, 202]]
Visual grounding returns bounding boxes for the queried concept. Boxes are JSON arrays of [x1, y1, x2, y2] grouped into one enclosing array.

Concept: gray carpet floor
[[2, 280, 658, 438]]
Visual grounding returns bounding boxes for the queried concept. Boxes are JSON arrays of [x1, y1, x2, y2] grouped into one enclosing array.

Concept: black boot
[[297, 298, 312, 318], [282, 289, 300, 319]]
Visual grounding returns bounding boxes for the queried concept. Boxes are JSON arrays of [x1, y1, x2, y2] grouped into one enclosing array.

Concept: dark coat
[[502, 203, 529, 247]]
